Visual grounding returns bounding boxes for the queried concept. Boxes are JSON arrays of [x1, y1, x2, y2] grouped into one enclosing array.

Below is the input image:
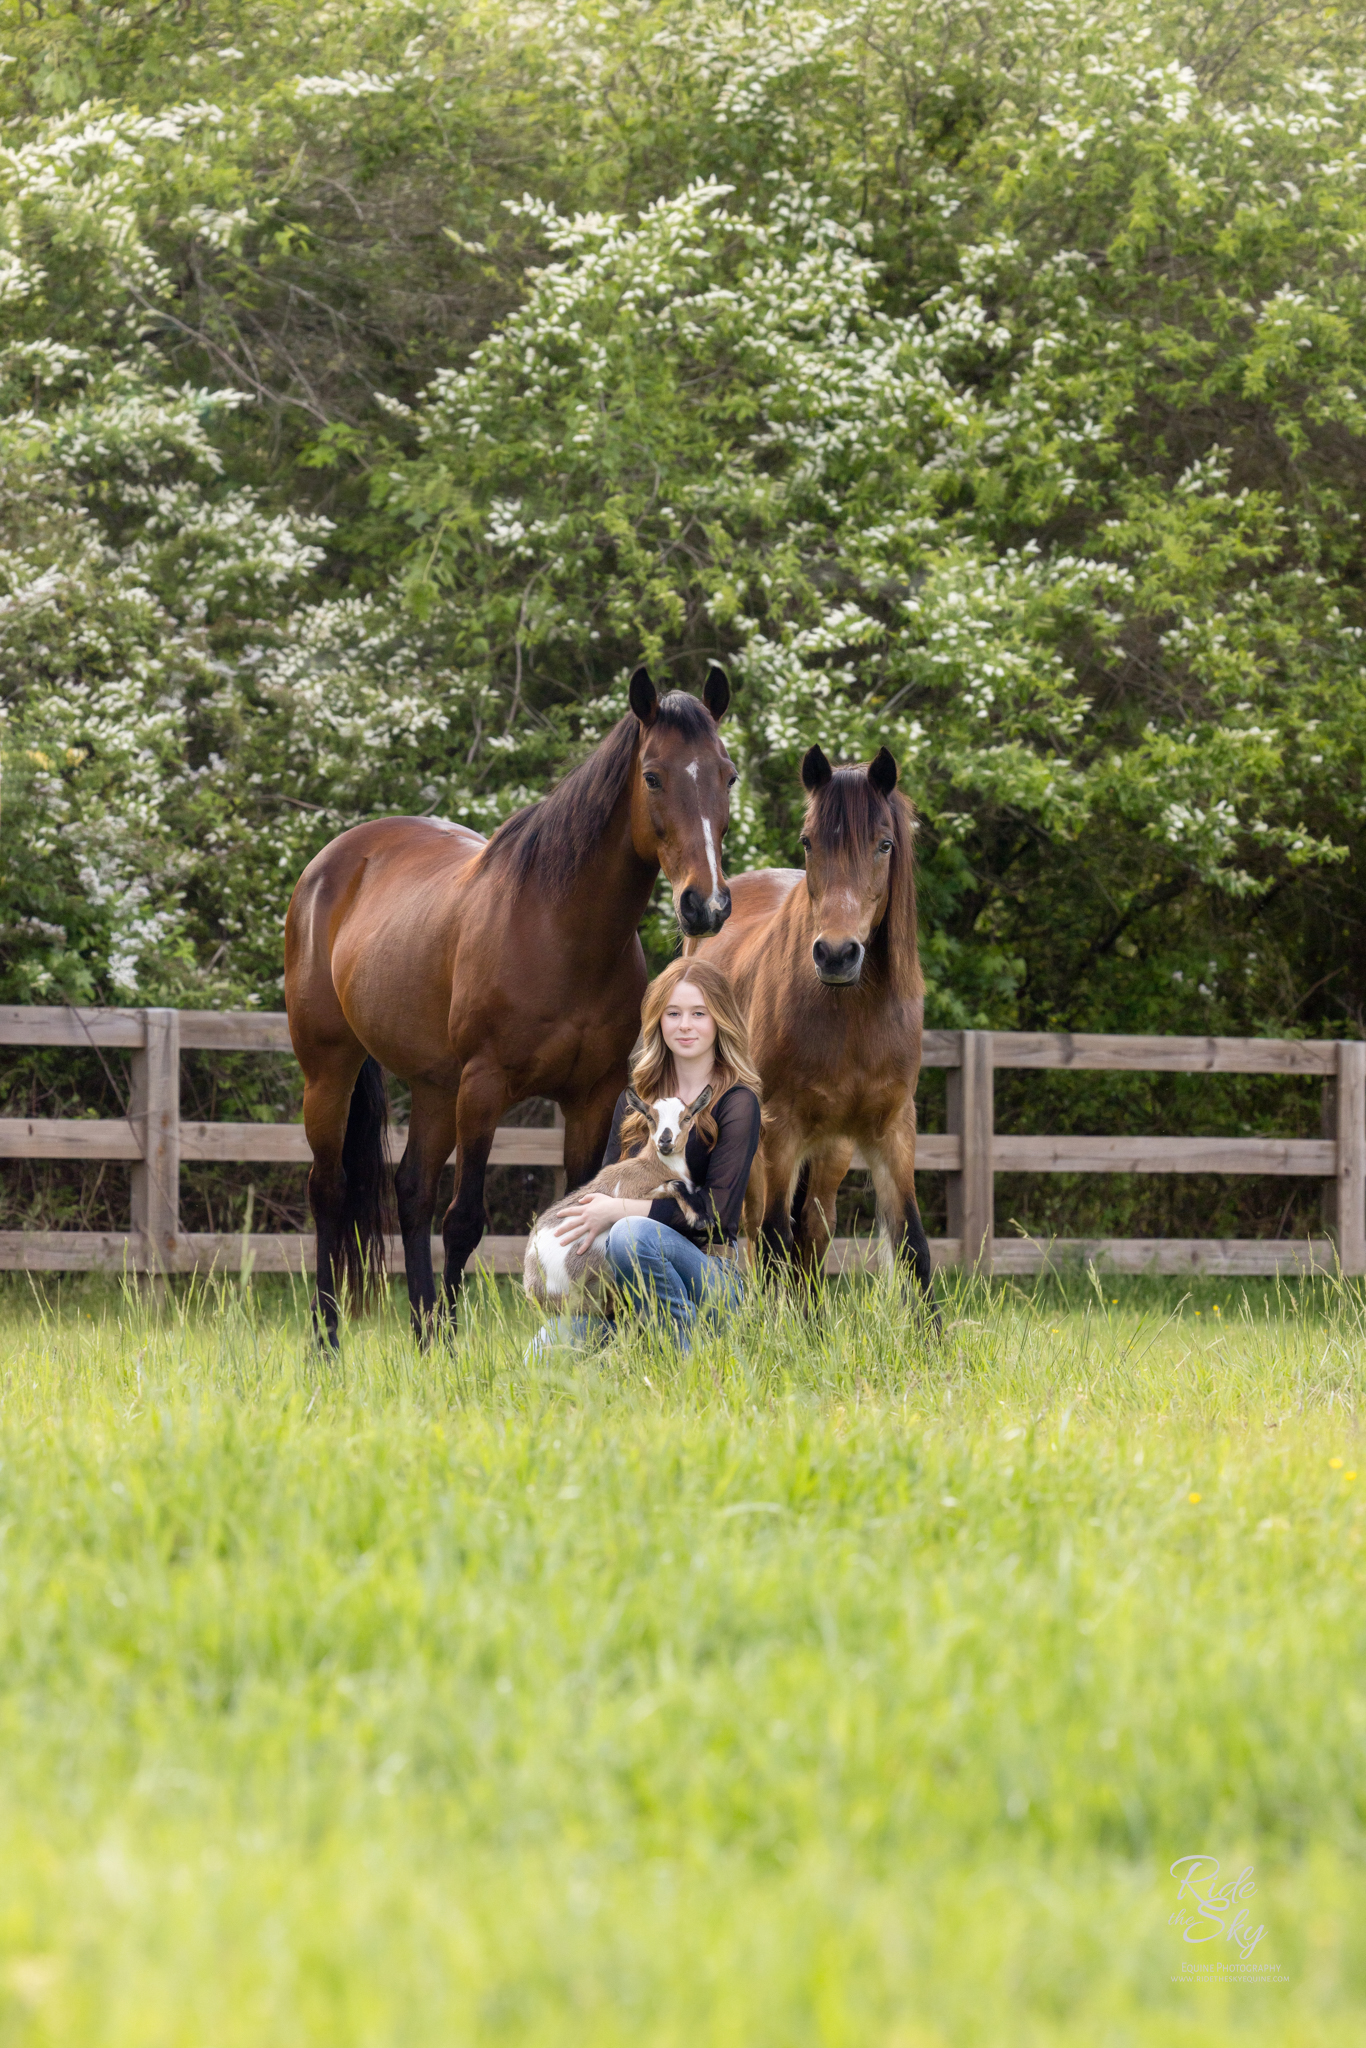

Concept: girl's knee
[[606, 1215, 653, 1264]]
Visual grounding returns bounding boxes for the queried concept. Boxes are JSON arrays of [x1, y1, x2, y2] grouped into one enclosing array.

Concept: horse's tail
[[790, 1158, 811, 1239], [338, 1055, 390, 1310]]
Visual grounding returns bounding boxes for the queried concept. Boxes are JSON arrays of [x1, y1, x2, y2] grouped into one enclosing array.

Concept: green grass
[[0, 1266, 1364, 2044]]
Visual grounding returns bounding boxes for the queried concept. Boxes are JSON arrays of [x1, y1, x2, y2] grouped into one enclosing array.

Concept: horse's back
[[294, 816, 485, 898], [695, 866, 802, 986], [728, 867, 803, 919]]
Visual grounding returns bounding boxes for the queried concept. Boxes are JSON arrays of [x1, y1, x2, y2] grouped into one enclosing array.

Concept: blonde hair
[[619, 957, 762, 1154]]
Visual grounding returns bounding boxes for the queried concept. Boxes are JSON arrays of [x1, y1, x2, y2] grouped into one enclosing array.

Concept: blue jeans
[[526, 1218, 744, 1357], [606, 1216, 744, 1344]]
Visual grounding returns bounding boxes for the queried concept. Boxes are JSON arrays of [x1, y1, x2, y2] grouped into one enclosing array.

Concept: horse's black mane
[[483, 692, 718, 895]]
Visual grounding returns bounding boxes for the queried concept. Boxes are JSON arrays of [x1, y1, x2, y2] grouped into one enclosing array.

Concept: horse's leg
[[301, 1040, 368, 1349], [394, 1081, 461, 1342], [793, 1138, 855, 1281], [439, 1062, 508, 1325], [869, 1111, 939, 1322], [741, 1152, 766, 1266], [757, 1118, 803, 1278], [561, 1076, 622, 1191]]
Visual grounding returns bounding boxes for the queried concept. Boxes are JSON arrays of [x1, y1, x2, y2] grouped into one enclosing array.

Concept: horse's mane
[[807, 767, 920, 1000], [482, 692, 718, 897]]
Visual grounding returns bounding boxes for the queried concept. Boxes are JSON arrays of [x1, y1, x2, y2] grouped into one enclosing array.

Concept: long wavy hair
[[619, 957, 762, 1154]]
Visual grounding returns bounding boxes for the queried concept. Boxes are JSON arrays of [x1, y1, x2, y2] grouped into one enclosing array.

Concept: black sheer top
[[602, 1085, 762, 1247]]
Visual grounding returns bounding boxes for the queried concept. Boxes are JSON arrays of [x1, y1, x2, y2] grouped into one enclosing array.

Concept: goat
[[523, 1087, 712, 1305]]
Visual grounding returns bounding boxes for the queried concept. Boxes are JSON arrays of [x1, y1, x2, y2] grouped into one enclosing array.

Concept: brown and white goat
[[523, 1088, 711, 1305]]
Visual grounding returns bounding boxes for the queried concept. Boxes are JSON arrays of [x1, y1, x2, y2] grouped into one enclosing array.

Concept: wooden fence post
[[946, 1029, 994, 1273], [1322, 1070, 1338, 1243], [1331, 1040, 1366, 1277], [130, 1008, 180, 1275]]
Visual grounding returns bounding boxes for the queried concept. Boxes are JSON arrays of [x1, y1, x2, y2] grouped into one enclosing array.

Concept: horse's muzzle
[[813, 937, 864, 985], [678, 886, 732, 937]]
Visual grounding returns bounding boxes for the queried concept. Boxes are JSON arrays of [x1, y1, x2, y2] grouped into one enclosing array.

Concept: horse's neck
[[551, 783, 657, 957]]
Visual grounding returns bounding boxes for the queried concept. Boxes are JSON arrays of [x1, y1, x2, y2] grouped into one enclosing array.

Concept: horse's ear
[[868, 747, 898, 797], [703, 662, 730, 724], [626, 1087, 654, 1122], [684, 1083, 713, 1119], [629, 666, 658, 728], [801, 745, 833, 792]]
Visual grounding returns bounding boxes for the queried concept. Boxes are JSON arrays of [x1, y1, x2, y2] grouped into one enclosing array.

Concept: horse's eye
[[878, 838, 893, 855], [728, 774, 738, 789], [644, 771, 662, 790], [800, 835, 811, 852]]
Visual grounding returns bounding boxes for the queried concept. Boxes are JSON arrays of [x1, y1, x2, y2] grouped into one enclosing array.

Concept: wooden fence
[[2, 1006, 1363, 1279]]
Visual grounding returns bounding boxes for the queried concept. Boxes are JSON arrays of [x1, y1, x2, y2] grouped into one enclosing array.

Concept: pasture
[[0, 1270, 1363, 2044]]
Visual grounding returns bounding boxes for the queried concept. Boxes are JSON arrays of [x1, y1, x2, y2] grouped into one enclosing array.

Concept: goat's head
[[626, 1085, 714, 1167]]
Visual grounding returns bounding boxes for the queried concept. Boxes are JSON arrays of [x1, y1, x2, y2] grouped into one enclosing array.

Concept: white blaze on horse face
[[686, 759, 699, 782], [701, 818, 720, 897], [818, 881, 873, 944]]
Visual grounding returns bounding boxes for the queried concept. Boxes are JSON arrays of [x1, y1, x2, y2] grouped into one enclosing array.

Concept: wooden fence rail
[[2, 1007, 1363, 1280]]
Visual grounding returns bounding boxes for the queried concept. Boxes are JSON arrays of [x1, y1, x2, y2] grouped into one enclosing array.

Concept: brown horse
[[285, 665, 736, 1343], [693, 742, 935, 1306]]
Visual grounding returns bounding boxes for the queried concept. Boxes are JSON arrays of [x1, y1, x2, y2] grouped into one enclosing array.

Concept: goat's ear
[[868, 746, 898, 797], [702, 661, 730, 724], [626, 1087, 653, 1121], [629, 666, 658, 728], [684, 1084, 713, 1119], [801, 745, 832, 792]]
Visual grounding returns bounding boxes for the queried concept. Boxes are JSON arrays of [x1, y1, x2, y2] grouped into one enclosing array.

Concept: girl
[[538, 957, 762, 1351]]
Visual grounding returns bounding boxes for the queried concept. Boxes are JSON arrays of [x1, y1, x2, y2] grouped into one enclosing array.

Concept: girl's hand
[[551, 1191, 621, 1252]]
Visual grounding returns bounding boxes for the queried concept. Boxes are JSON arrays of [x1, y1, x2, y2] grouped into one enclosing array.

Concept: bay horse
[[692, 742, 936, 1309], [285, 665, 736, 1343]]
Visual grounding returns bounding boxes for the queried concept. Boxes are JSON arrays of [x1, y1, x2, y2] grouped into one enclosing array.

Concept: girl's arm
[[551, 1189, 651, 1251]]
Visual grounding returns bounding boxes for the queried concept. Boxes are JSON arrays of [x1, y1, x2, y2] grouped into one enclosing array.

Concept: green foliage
[[0, 1272, 1363, 2039], [3, 0, 1366, 1029]]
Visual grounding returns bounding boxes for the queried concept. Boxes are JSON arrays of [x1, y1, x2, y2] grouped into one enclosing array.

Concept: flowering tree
[[2, 0, 1365, 1044]]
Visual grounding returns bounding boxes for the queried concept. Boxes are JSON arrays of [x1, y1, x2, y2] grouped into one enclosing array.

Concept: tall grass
[[0, 1268, 1363, 2044]]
